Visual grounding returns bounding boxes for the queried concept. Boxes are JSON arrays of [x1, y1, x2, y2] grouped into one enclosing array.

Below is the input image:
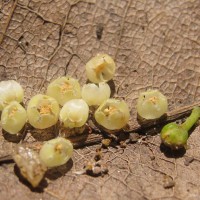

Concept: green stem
[[181, 106, 200, 131]]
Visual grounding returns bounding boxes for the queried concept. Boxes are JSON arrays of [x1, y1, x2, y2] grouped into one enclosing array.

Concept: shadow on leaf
[[14, 164, 48, 193], [160, 143, 186, 158], [45, 158, 73, 180]]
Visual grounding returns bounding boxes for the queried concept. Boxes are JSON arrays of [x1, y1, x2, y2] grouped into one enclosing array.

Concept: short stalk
[[181, 106, 200, 131]]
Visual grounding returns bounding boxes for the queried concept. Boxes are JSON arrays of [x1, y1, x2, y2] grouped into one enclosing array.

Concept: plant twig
[[70, 102, 200, 147], [0, 103, 199, 164]]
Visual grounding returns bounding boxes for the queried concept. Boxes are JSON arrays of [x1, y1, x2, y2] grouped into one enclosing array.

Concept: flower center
[[60, 82, 72, 94], [9, 107, 18, 118], [149, 96, 158, 104], [39, 104, 52, 114], [103, 106, 116, 116], [55, 144, 63, 154]]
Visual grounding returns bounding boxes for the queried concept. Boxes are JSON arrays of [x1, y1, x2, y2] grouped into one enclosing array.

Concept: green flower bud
[[160, 106, 200, 150], [160, 122, 188, 150]]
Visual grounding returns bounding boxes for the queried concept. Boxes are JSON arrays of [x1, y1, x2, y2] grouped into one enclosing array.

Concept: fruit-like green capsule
[[81, 82, 111, 106], [59, 99, 89, 129], [94, 98, 130, 131], [46, 76, 81, 106], [85, 54, 116, 83], [136, 90, 168, 120], [1, 101, 27, 134], [39, 137, 73, 168], [0, 80, 24, 111], [161, 106, 200, 149], [27, 94, 60, 129], [160, 123, 188, 149]]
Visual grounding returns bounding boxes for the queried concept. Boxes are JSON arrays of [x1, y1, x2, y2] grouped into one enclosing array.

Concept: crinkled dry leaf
[[13, 145, 47, 187], [1, 0, 200, 199]]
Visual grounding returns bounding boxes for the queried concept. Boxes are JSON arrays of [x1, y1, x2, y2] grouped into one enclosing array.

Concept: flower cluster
[[0, 53, 131, 187]]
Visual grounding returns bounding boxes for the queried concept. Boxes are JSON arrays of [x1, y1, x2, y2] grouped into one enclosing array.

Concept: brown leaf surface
[[1, 0, 200, 199]]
